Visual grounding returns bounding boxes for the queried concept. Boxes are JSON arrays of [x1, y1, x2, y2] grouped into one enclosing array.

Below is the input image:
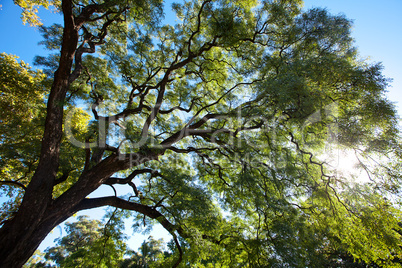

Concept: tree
[[120, 236, 167, 268], [1, 0, 401, 267], [0, 53, 46, 219], [27, 213, 128, 267]]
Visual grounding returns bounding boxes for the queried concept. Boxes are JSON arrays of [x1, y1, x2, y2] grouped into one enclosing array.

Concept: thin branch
[[187, 0, 212, 53], [185, 80, 262, 128], [54, 171, 71, 186], [288, 131, 332, 179], [166, 146, 218, 154], [103, 169, 160, 196], [74, 196, 184, 237], [158, 97, 199, 115], [0, 181, 27, 191], [159, 113, 223, 146]]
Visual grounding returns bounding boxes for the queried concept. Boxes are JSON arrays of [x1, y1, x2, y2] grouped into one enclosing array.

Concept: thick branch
[[53, 171, 70, 186], [0, 181, 27, 191], [160, 113, 224, 146], [75, 196, 185, 266], [160, 113, 263, 147], [104, 169, 160, 196], [75, 196, 181, 236], [69, 12, 122, 84]]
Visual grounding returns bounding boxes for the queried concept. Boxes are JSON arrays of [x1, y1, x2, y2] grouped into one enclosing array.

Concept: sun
[[322, 147, 370, 184]]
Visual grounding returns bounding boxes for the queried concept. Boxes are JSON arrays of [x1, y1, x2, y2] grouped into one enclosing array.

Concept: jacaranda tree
[[1, 0, 401, 266]]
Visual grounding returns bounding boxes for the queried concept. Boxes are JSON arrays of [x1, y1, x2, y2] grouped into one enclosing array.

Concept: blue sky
[[1, 0, 400, 111], [0, 0, 401, 253], [304, 0, 402, 111]]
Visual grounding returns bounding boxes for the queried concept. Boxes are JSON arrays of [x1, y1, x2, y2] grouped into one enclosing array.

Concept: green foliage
[[3, 0, 402, 267], [120, 236, 168, 268], [0, 53, 46, 221], [14, 0, 61, 26], [30, 213, 129, 268]]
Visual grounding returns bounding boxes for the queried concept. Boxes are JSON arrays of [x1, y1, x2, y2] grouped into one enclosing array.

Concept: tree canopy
[[26, 215, 170, 268], [28, 213, 128, 268], [1, 0, 402, 267]]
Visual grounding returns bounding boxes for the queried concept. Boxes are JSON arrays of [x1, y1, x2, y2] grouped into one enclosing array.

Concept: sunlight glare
[[325, 148, 370, 184]]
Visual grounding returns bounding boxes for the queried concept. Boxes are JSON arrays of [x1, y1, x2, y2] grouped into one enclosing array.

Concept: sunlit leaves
[[4, 0, 402, 266], [36, 214, 128, 267], [0, 53, 46, 221], [14, 0, 61, 26]]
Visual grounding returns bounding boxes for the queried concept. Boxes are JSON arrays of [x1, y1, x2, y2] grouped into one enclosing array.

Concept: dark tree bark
[[0, 0, 398, 267], [0, 1, 227, 266], [0, 1, 113, 266]]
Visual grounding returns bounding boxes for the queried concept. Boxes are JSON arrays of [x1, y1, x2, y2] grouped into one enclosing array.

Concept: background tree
[[28, 212, 128, 268], [0, 53, 46, 222], [1, 0, 401, 267], [119, 236, 168, 268]]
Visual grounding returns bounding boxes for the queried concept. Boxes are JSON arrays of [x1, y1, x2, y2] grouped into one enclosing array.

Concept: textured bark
[[0, 0, 79, 266], [0, 1, 164, 266], [0, 147, 159, 267], [0, 157, 110, 266]]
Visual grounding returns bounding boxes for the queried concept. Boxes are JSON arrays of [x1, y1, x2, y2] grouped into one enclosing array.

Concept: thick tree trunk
[[0, 1, 141, 266], [0, 211, 74, 267], [0, 153, 146, 267], [0, 157, 120, 267], [0, 0, 79, 266]]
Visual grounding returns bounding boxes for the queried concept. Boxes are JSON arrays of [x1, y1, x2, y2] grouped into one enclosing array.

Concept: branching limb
[[75, 197, 179, 233], [161, 113, 263, 148], [103, 169, 160, 196], [160, 113, 224, 146], [288, 131, 332, 179], [70, 7, 128, 84], [0, 181, 27, 191], [54, 171, 71, 186]]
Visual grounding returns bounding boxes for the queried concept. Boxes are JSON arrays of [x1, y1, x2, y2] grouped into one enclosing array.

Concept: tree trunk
[[0, 211, 74, 267], [0, 0, 80, 266], [0, 154, 150, 267], [0, 156, 123, 267], [0, 1, 154, 266]]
